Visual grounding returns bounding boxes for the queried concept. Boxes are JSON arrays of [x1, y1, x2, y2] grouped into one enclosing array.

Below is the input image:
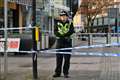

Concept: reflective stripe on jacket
[[57, 22, 71, 35]]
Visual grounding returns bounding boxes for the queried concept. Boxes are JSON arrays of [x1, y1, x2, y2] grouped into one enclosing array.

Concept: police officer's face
[[60, 15, 68, 22]]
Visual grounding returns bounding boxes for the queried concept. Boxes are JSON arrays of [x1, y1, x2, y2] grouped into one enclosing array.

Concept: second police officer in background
[[53, 11, 75, 78]]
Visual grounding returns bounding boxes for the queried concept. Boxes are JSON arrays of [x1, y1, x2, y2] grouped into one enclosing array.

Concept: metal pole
[[116, 7, 119, 43], [0, 48, 1, 79], [4, 0, 8, 80], [88, 33, 92, 46], [32, 0, 38, 79], [70, 0, 73, 18], [108, 8, 111, 44], [106, 33, 111, 44]]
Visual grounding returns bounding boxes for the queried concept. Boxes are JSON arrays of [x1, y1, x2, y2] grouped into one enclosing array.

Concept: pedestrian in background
[[53, 11, 75, 78]]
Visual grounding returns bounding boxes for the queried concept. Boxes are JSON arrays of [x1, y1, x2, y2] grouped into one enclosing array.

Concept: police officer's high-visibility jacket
[[54, 20, 75, 38]]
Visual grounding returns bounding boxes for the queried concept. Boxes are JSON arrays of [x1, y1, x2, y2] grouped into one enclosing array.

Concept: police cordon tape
[[40, 51, 120, 57], [39, 42, 120, 56], [42, 42, 120, 53], [0, 27, 52, 33], [0, 27, 120, 56], [1, 50, 120, 57], [0, 42, 120, 57]]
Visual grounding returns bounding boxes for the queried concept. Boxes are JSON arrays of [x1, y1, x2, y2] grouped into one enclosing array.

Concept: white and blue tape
[[40, 51, 120, 57], [40, 42, 120, 57], [43, 42, 120, 52]]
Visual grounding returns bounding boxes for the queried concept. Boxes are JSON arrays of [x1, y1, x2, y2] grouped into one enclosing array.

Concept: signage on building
[[73, 14, 83, 32], [8, 2, 16, 9], [8, 0, 32, 6], [0, 38, 20, 52], [0, 0, 16, 9], [108, 8, 119, 18]]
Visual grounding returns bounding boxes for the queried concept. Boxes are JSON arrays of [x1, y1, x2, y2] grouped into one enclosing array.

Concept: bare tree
[[79, 0, 120, 32]]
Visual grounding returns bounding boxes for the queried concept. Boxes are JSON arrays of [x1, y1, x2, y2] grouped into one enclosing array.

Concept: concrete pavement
[[0, 55, 120, 80], [0, 39, 120, 80]]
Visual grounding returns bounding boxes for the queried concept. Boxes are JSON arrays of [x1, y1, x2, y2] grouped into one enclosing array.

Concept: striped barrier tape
[[40, 51, 120, 57], [0, 27, 119, 56], [43, 42, 120, 53], [1, 50, 119, 57], [39, 42, 120, 57], [0, 27, 53, 33]]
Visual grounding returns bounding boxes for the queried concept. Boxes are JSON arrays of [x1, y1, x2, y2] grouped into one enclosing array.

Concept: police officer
[[53, 11, 74, 78]]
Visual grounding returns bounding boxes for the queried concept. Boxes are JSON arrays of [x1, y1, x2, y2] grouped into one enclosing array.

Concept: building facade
[[0, 0, 80, 33], [79, 0, 120, 33], [0, 0, 33, 33]]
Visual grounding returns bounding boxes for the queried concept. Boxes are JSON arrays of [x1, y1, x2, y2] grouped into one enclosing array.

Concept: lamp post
[[69, 0, 73, 18], [4, 0, 8, 79], [32, 0, 38, 79]]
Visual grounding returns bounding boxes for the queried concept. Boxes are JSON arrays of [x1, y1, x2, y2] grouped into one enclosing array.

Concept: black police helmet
[[59, 11, 69, 16]]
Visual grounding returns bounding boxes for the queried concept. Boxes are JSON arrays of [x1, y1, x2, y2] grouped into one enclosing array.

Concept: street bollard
[[106, 33, 111, 44], [41, 32, 45, 49], [72, 33, 77, 47], [88, 33, 93, 46], [117, 33, 119, 43], [45, 33, 49, 49]]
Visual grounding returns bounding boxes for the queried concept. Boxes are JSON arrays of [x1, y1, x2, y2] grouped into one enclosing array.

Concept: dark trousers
[[55, 38, 72, 75], [55, 54, 71, 75]]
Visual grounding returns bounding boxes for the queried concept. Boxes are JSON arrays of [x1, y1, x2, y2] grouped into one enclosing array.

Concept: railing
[[0, 27, 120, 80], [76, 33, 120, 46], [0, 40, 5, 80]]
